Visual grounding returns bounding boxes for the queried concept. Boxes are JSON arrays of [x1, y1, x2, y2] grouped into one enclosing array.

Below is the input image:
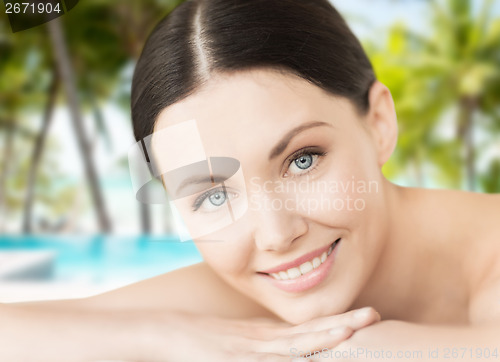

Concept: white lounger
[[0, 251, 55, 280]]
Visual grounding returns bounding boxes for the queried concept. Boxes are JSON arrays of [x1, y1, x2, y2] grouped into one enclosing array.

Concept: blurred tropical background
[[0, 0, 499, 302]]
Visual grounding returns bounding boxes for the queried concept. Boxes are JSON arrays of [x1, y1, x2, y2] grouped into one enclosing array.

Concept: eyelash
[[191, 147, 326, 211], [192, 186, 230, 212], [284, 147, 327, 178]]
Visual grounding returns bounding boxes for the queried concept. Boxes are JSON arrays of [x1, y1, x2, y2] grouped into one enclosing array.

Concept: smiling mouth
[[258, 238, 341, 281]]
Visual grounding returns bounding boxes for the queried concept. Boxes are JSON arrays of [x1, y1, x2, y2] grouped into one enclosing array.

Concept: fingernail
[[354, 307, 373, 319], [329, 326, 348, 335]]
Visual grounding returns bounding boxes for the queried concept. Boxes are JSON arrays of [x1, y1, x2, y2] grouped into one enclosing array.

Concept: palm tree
[[0, 121, 15, 231], [0, 26, 45, 231], [370, 0, 500, 191], [58, 0, 185, 234], [1, 9, 115, 233], [48, 17, 112, 232], [2, 0, 186, 234], [22, 68, 59, 233]]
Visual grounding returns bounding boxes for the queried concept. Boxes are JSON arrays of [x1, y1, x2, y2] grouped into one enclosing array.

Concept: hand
[[143, 307, 381, 361]]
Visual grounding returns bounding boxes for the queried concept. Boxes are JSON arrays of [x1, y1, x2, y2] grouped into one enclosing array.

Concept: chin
[[287, 313, 320, 325], [267, 300, 335, 325], [277, 286, 365, 324]]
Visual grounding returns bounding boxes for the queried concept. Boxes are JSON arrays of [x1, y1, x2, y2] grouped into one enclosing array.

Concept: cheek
[[297, 155, 382, 229], [195, 237, 253, 276]]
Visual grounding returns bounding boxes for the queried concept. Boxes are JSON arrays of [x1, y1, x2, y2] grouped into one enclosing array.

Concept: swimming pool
[[0, 235, 203, 284]]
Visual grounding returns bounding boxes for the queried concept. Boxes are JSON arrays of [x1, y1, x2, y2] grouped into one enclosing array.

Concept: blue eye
[[192, 187, 237, 212], [294, 154, 313, 170], [286, 150, 324, 176], [208, 190, 226, 206]]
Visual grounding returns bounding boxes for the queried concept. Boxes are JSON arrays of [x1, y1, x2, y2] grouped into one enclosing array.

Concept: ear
[[365, 81, 398, 167]]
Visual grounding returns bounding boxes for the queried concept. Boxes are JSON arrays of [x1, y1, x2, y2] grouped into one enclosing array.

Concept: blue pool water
[[0, 235, 203, 283]]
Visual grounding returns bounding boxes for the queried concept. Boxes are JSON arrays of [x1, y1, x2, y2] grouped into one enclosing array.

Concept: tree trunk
[[88, 91, 112, 151], [0, 122, 15, 232], [48, 17, 112, 232], [458, 97, 477, 191], [22, 70, 60, 233]]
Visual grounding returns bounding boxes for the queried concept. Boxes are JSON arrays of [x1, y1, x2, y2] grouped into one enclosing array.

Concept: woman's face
[[153, 69, 395, 324]]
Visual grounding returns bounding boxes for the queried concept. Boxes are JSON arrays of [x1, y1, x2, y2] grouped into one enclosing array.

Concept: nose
[[251, 194, 308, 252]]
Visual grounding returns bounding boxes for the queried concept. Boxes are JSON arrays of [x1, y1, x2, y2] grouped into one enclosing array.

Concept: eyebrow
[[268, 121, 332, 160], [174, 174, 228, 198]]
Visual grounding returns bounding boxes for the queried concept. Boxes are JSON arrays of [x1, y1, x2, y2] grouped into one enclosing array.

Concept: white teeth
[[299, 261, 313, 275], [278, 271, 289, 280], [320, 251, 327, 263], [268, 241, 340, 281], [287, 267, 301, 279]]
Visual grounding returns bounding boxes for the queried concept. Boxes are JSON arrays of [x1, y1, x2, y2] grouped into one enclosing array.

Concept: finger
[[210, 317, 291, 340], [220, 307, 380, 342], [239, 352, 302, 362], [247, 307, 380, 341], [288, 307, 380, 334], [252, 325, 354, 355], [238, 317, 292, 329]]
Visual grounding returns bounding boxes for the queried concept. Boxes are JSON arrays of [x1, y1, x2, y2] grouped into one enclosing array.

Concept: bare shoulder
[[60, 261, 274, 319], [412, 188, 500, 324], [421, 188, 500, 238], [439, 190, 500, 325], [437, 189, 500, 272], [455, 191, 500, 242]]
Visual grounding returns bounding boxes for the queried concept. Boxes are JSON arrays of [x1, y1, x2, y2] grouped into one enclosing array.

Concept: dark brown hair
[[131, 0, 376, 142]]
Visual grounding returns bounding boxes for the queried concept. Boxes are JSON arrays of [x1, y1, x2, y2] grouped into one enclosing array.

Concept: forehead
[[152, 69, 345, 160]]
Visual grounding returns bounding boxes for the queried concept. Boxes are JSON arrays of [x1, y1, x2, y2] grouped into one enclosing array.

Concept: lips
[[258, 238, 341, 293], [258, 238, 341, 275]]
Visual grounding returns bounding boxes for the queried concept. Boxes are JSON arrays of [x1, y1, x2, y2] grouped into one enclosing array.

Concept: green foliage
[[369, 0, 500, 192], [1, 0, 498, 233], [0, 0, 185, 231], [481, 159, 500, 193]]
